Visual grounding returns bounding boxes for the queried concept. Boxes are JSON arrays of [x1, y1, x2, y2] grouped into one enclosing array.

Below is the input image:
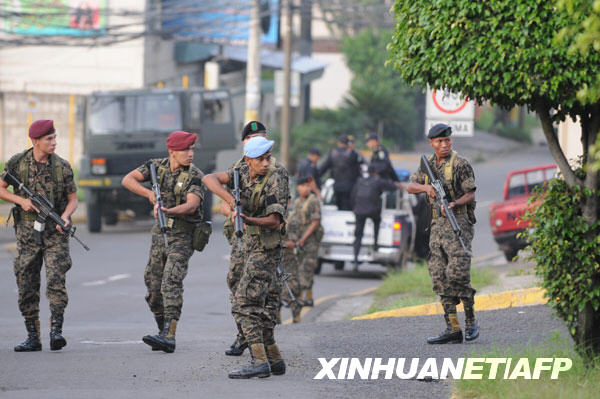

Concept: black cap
[[365, 132, 378, 141], [297, 175, 313, 185], [242, 120, 267, 141], [338, 135, 349, 145], [427, 123, 452, 139], [309, 147, 321, 156]]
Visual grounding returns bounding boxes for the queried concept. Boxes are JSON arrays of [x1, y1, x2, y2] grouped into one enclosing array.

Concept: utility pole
[[280, 0, 293, 168], [299, 0, 312, 122], [245, 0, 261, 123]]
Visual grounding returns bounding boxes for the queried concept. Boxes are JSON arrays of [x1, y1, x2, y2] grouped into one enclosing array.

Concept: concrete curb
[[352, 287, 547, 320]]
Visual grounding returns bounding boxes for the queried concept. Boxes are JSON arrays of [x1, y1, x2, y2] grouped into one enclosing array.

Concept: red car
[[488, 164, 558, 261]]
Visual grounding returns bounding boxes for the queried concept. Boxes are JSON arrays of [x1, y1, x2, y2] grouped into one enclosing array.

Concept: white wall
[[558, 118, 584, 165], [310, 52, 352, 109]]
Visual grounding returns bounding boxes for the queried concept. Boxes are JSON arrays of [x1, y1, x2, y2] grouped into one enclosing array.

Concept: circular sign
[[432, 90, 469, 114], [26, 96, 39, 113]]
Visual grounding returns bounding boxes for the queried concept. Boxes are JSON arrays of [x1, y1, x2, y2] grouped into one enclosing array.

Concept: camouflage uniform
[[227, 162, 288, 347], [281, 216, 302, 321], [137, 158, 205, 321], [410, 152, 477, 313], [1, 149, 76, 320], [295, 193, 322, 291], [224, 158, 289, 341]]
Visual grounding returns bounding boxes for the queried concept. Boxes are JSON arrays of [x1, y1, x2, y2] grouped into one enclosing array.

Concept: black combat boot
[[49, 313, 67, 351], [427, 313, 463, 344], [143, 315, 164, 351], [228, 344, 271, 379], [303, 289, 314, 307], [143, 319, 177, 353], [464, 306, 480, 342], [14, 319, 42, 352], [225, 335, 248, 356], [266, 343, 286, 376]]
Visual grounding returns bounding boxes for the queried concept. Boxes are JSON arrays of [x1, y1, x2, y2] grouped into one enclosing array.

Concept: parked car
[[488, 164, 558, 261]]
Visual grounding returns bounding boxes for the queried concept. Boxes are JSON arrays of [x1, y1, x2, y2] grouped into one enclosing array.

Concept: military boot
[[225, 335, 248, 356], [304, 289, 314, 307], [14, 319, 42, 352], [266, 343, 286, 375], [427, 313, 463, 344], [292, 311, 301, 324], [464, 306, 480, 342], [228, 344, 271, 379], [142, 315, 165, 351], [49, 313, 67, 351], [143, 319, 177, 353]]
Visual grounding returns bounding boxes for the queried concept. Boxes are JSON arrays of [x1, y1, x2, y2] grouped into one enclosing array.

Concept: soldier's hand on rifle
[[20, 198, 39, 213], [285, 240, 295, 249], [441, 201, 456, 218], [425, 184, 436, 199], [147, 191, 156, 206], [56, 217, 70, 234]]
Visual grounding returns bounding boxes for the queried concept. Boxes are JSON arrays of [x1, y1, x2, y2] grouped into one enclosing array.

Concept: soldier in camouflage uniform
[[406, 123, 479, 344], [203, 136, 289, 379], [122, 130, 205, 353], [294, 177, 323, 307], [222, 121, 289, 357], [0, 120, 78, 352]]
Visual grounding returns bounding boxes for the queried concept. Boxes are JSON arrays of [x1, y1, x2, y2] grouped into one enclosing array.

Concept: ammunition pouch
[[192, 221, 212, 252], [246, 224, 281, 250], [223, 217, 235, 245], [467, 202, 477, 224], [170, 218, 213, 252]]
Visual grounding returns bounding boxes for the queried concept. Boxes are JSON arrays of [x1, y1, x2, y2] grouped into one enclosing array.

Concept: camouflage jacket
[[137, 158, 205, 224]]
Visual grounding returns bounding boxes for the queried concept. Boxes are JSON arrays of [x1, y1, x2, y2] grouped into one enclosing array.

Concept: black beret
[[29, 119, 55, 139], [367, 164, 379, 174], [428, 123, 452, 139], [365, 132, 378, 141], [309, 147, 321, 156], [339, 135, 349, 144], [297, 175, 313, 185], [241, 120, 267, 141]]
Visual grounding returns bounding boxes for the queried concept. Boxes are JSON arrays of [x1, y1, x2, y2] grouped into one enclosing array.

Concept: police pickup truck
[[317, 171, 416, 273]]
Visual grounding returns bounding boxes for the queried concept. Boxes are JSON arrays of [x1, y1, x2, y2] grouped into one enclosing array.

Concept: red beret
[[166, 131, 197, 151], [29, 119, 55, 139]]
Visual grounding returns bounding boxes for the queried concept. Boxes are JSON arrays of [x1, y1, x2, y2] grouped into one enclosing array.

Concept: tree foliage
[[388, 0, 600, 357], [523, 173, 600, 356]]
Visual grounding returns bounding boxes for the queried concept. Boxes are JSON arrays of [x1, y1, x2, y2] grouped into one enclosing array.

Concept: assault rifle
[[420, 155, 470, 255], [232, 167, 244, 250], [150, 163, 169, 247], [277, 247, 297, 303], [4, 171, 89, 251]]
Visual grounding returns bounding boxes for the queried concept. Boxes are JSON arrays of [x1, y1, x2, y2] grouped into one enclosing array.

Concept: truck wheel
[[504, 248, 519, 262], [334, 261, 344, 271], [104, 211, 118, 226], [87, 202, 102, 233], [315, 260, 323, 275]]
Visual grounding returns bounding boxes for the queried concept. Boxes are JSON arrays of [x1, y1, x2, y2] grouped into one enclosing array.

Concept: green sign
[[2, 0, 107, 36]]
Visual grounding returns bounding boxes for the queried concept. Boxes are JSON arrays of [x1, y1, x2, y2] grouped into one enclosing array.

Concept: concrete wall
[[558, 118, 584, 166], [0, 92, 85, 166], [310, 52, 351, 109]]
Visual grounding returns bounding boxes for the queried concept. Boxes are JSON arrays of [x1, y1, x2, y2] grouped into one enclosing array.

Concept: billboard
[[161, 0, 279, 44], [2, 0, 107, 36]]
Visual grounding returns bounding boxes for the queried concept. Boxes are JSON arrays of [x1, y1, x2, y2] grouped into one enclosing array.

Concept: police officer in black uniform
[[366, 132, 399, 182], [351, 164, 404, 271], [319, 135, 361, 210]]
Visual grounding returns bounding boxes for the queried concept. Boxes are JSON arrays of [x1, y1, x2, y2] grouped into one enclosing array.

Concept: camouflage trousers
[[144, 225, 194, 321], [281, 248, 302, 320], [227, 243, 245, 340], [232, 240, 281, 346], [299, 238, 320, 291], [428, 215, 476, 312], [13, 222, 72, 319]]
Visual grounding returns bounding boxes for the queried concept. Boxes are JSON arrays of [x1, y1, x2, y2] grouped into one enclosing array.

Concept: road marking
[[82, 273, 131, 287], [81, 340, 143, 345], [352, 287, 547, 320], [282, 288, 378, 325]]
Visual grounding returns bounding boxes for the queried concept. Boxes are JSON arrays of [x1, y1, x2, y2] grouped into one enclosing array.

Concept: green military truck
[[78, 88, 237, 232]]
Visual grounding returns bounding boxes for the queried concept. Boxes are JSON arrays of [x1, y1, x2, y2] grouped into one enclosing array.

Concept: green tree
[[341, 29, 422, 149], [388, 0, 600, 356]]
